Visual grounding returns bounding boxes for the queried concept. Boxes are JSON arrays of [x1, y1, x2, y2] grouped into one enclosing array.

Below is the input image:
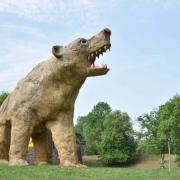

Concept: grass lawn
[[0, 165, 179, 180]]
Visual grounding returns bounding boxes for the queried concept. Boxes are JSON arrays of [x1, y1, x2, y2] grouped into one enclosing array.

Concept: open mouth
[[87, 44, 111, 69]]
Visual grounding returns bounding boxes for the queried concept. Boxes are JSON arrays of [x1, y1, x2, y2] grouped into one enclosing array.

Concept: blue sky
[[0, 0, 180, 127]]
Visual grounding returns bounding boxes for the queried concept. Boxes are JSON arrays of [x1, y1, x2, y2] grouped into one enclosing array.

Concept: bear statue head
[[52, 28, 111, 78]]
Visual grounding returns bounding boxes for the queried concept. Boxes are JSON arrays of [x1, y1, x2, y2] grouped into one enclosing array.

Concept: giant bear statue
[[0, 28, 111, 167]]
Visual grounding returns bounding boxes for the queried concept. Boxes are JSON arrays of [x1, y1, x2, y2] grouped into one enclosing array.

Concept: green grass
[[0, 165, 179, 180]]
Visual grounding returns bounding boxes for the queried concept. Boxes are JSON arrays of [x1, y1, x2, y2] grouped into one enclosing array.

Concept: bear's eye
[[81, 39, 87, 44]]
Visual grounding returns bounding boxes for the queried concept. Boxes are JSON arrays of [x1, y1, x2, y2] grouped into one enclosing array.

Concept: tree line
[[1, 91, 180, 166], [75, 94, 180, 166]]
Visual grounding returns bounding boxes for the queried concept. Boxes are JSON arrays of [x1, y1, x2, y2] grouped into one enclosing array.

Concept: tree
[[137, 110, 157, 141], [99, 110, 137, 165], [75, 102, 111, 155], [137, 110, 167, 155], [157, 94, 180, 164], [137, 95, 180, 166], [137, 110, 168, 168], [75, 116, 86, 144], [0, 91, 9, 106]]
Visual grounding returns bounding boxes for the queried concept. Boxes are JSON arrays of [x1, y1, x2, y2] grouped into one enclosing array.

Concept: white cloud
[[0, 0, 179, 22], [0, 0, 178, 30], [0, 23, 46, 39], [0, 0, 57, 21], [0, 41, 51, 91], [0, 0, 117, 22]]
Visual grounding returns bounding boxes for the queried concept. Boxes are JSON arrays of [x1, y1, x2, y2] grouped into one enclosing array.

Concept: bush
[[99, 111, 137, 165]]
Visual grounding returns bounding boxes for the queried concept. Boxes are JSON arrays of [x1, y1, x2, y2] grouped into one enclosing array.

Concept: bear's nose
[[103, 28, 111, 36]]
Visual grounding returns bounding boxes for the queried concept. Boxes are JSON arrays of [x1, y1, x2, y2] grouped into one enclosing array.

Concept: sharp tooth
[[91, 53, 94, 57], [99, 49, 102, 53], [104, 45, 107, 51], [88, 56, 90, 60], [96, 51, 98, 55]]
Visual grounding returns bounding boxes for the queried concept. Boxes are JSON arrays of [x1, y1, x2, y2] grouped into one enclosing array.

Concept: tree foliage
[[75, 116, 86, 144], [137, 94, 180, 165], [137, 110, 167, 154], [99, 110, 137, 165], [137, 110, 158, 141], [157, 94, 180, 163], [75, 102, 111, 155], [0, 91, 9, 106]]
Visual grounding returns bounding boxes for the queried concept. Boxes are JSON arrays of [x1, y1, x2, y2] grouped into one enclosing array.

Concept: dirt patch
[[83, 155, 104, 167], [83, 154, 178, 169]]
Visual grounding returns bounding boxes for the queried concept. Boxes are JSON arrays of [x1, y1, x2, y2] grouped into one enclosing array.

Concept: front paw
[[0, 159, 8, 164], [37, 161, 48, 165], [61, 161, 87, 168], [9, 159, 29, 166]]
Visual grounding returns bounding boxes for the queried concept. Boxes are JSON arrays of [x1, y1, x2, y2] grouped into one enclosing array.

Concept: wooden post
[[168, 138, 171, 171], [160, 154, 165, 168]]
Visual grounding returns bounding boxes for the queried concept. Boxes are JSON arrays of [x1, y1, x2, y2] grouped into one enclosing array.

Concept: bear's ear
[[52, 45, 63, 58]]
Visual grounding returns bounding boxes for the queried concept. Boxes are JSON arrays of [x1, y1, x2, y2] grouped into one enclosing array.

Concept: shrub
[[99, 111, 137, 165]]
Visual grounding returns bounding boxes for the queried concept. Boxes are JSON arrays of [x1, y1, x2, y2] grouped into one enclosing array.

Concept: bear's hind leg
[[0, 122, 11, 164]]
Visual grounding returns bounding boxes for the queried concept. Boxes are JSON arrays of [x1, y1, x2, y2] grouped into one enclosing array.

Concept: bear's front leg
[[46, 111, 86, 168], [9, 118, 31, 166]]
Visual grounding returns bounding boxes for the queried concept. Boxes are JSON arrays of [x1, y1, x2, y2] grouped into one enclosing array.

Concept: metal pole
[[168, 139, 171, 171]]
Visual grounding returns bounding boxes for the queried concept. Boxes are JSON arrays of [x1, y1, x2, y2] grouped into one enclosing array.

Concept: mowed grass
[[0, 165, 180, 180]]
